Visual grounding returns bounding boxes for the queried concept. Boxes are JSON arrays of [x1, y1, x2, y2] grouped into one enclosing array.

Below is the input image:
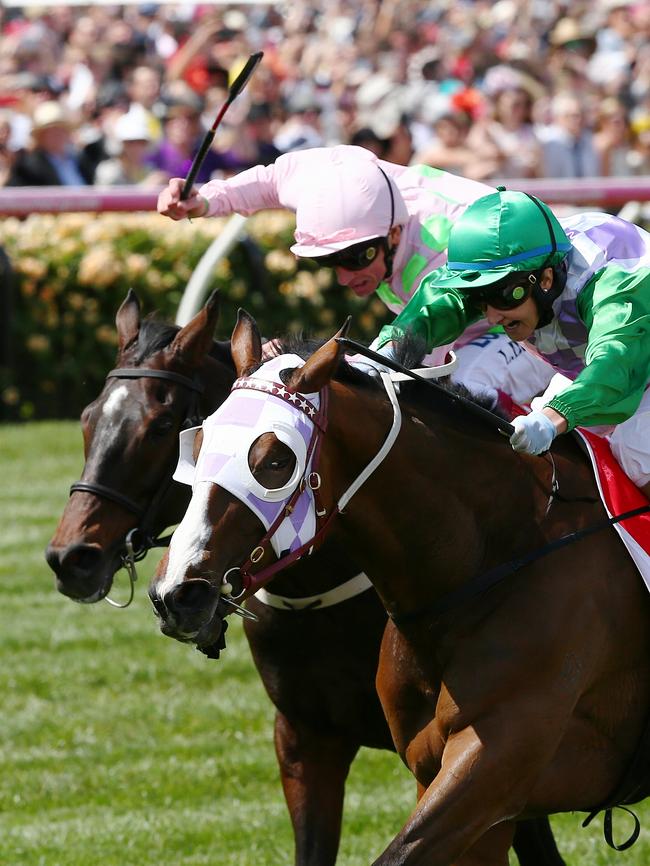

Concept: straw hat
[[31, 100, 74, 133], [549, 17, 595, 47]]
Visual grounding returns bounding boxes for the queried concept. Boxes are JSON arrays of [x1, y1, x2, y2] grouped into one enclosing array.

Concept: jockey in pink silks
[[157, 144, 553, 406]]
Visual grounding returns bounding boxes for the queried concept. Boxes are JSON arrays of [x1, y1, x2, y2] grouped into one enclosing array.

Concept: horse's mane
[[273, 332, 509, 425], [132, 315, 234, 370]]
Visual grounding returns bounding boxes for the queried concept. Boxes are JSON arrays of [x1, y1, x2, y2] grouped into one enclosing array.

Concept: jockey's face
[[333, 226, 401, 298], [334, 248, 389, 297], [482, 267, 554, 341]]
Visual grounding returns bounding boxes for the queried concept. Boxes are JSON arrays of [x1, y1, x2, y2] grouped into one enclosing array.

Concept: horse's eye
[[268, 456, 292, 471], [148, 416, 175, 438]]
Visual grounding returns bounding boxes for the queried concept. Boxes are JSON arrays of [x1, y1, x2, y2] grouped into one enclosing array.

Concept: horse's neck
[[329, 387, 554, 623]]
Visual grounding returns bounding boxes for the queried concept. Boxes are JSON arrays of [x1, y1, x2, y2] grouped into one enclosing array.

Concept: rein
[[69, 366, 205, 607], [389, 507, 650, 628]]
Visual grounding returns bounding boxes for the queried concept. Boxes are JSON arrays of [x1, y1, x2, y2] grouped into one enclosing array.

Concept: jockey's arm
[[545, 266, 650, 430], [374, 270, 481, 351]]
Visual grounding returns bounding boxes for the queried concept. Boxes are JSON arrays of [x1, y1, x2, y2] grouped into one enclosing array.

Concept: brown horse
[[46, 294, 564, 866], [44, 291, 393, 865], [150, 309, 650, 866]]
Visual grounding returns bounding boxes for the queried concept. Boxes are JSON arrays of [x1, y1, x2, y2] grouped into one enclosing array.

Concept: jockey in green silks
[[371, 187, 650, 500]]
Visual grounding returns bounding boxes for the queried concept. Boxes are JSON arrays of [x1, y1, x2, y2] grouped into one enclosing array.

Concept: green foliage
[[0, 213, 392, 420]]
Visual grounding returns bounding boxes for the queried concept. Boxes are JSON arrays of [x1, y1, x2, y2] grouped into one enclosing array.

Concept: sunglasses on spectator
[[311, 238, 385, 270], [473, 273, 540, 310]]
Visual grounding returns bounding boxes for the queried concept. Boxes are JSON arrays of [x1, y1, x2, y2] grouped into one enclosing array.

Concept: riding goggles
[[472, 272, 540, 310], [310, 237, 385, 271]]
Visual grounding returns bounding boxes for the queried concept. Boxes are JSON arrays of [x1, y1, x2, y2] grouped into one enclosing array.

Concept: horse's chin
[[196, 612, 229, 660], [55, 575, 113, 604]]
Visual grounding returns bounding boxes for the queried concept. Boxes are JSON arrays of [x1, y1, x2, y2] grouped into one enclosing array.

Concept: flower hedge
[[0, 211, 392, 420]]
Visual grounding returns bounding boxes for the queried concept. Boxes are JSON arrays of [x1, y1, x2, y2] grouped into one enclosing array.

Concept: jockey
[[157, 145, 553, 406], [373, 187, 650, 499]]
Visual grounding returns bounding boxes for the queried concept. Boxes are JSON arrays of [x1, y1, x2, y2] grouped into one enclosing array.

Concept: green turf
[[1, 420, 648, 865]]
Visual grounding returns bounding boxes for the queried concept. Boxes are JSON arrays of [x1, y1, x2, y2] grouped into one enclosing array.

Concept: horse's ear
[[231, 308, 262, 377], [169, 289, 220, 367], [116, 289, 141, 352], [287, 318, 351, 393]]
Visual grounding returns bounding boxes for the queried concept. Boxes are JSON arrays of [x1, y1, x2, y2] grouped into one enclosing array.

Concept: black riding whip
[[336, 337, 515, 437], [181, 51, 264, 201]]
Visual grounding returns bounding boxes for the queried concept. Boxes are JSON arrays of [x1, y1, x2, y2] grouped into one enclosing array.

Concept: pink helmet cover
[[290, 146, 408, 257]]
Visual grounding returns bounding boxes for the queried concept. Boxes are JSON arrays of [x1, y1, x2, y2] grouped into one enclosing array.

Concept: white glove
[[509, 411, 557, 455], [348, 343, 396, 379]]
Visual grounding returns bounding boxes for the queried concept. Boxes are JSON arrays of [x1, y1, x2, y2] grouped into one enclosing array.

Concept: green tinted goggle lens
[[312, 241, 382, 271], [479, 277, 534, 310]]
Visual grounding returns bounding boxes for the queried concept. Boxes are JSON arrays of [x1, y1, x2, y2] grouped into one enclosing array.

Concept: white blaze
[[156, 482, 215, 598], [101, 384, 129, 419]]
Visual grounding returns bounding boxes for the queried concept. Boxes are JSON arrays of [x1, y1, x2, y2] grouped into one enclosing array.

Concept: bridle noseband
[[69, 366, 205, 607]]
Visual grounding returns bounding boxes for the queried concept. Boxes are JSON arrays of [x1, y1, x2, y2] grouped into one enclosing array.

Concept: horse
[[150, 308, 650, 866], [46, 292, 564, 866], [39, 290, 390, 864]]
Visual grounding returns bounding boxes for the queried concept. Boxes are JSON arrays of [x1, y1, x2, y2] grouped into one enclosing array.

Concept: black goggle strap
[[377, 165, 397, 279]]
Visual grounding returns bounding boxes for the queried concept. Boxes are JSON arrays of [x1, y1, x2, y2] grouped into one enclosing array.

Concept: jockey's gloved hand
[[348, 342, 396, 380], [510, 411, 557, 455]]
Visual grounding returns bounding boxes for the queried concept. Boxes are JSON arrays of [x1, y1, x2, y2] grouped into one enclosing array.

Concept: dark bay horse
[[44, 290, 392, 865], [46, 294, 563, 866], [150, 309, 650, 866]]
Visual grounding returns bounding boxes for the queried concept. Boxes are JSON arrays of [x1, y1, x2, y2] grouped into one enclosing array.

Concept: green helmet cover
[[435, 188, 571, 293]]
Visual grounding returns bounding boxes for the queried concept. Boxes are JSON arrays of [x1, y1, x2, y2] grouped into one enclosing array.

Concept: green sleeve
[[546, 265, 650, 429], [376, 271, 481, 349]]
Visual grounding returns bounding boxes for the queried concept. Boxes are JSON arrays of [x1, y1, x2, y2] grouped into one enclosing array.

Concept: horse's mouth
[[196, 613, 229, 659]]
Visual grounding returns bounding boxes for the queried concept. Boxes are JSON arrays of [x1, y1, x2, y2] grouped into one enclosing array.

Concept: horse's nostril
[[167, 578, 219, 614], [62, 544, 103, 575], [46, 543, 103, 577]]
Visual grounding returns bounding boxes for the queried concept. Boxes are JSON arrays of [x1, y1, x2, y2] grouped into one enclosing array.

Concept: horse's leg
[[274, 711, 359, 866], [419, 782, 563, 866], [513, 818, 565, 866], [371, 719, 561, 866], [453, 822, 514, 866]]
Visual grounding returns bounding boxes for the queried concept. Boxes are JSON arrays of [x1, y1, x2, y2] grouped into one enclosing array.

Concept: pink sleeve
[[198, 150, 313, 218]]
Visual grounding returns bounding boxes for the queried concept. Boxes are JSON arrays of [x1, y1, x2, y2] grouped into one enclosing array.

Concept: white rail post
[[175, 213, 249, 326]]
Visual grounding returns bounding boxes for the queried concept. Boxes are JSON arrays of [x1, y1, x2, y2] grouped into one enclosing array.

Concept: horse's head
[[149, 309, 350, 651], [46, 288, 235, 604]]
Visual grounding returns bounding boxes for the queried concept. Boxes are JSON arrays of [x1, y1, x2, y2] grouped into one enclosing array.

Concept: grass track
[[1, 421, 648, 865]]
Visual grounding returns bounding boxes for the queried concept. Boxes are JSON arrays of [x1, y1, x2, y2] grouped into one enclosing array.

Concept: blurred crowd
[[1, 0, 650, 189]]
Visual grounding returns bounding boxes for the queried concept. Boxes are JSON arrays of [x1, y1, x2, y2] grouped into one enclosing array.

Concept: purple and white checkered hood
[[173, 354, 321, 557]]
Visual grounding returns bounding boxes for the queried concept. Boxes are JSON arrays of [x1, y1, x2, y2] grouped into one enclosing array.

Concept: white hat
[[114, 111, 152, 142], [32, 101, 74, 133]]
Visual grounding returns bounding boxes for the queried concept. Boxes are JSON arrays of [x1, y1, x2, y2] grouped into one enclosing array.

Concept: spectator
[[466, 70, 543, 179], [215, 102, 282, 173], [352, 100, 413, 166], [94, 109, 159, 186], [0, 109, 16, 186], [539, 93, 601, 178], [593, 97, 636, 176], [413, 109, 497, 181], [6, 100, 93, 186], [126, 63, 163, 141], [273, 89, 324, 153], [146, 83, 229, 183]]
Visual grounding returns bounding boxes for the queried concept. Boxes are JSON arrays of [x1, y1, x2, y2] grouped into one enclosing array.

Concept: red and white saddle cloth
[[576, 429, 650, 591]]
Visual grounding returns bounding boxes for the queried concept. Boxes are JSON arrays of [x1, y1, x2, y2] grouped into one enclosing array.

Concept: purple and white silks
[[527, 212, 650, 378]]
